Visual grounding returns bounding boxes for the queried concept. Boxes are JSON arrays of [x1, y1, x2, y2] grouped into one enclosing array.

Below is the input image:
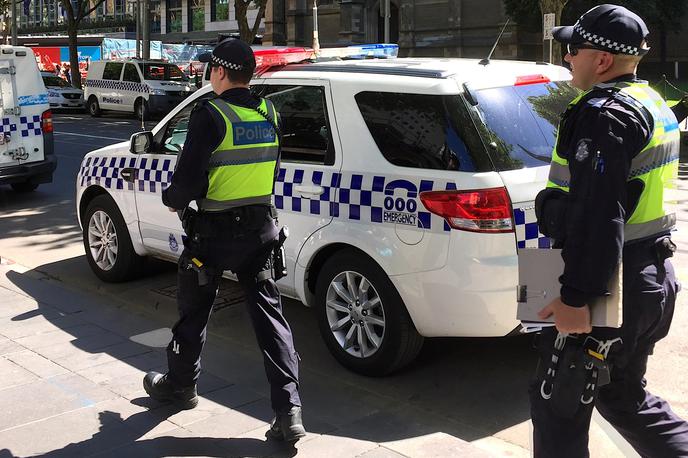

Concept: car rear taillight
[[419, 187, 513, 233], [514, 74, 551, 86], [41, 110, 53, 134]]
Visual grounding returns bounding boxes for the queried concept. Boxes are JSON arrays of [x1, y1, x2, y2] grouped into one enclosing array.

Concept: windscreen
[[43, 76, 70, 88], [472, 81, 579, 171], [140, 63, 188, 82]]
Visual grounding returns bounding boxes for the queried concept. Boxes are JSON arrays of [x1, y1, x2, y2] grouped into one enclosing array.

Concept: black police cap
[[552, 4, 649, 56], [198, 38, 256, 71]]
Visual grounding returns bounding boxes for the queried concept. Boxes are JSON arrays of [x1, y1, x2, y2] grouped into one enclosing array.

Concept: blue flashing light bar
[[345, 43, 399, 59]]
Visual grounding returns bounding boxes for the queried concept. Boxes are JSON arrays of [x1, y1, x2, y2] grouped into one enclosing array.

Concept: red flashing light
[[254, 48, 314, 73], [419, 188, 514, 233], [514, 74, 551, 86], [41, 110, 53, 134]]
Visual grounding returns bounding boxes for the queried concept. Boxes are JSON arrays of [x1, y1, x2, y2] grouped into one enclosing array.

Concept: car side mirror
[[130, 131, 153, 154]]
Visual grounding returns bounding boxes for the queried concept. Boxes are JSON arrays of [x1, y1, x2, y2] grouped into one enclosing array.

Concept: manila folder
[[516, 248, 622, 328]]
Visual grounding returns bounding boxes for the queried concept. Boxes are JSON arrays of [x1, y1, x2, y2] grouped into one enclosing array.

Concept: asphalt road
[[0, 112, 686, 456]]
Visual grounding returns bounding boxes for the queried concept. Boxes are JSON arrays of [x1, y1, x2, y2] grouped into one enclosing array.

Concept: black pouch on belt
[[549, 345, 589, 418]]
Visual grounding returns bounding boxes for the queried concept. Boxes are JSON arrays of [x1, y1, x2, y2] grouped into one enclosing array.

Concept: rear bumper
[[389, 232, 521, 338], [0, 155, 57, 185]]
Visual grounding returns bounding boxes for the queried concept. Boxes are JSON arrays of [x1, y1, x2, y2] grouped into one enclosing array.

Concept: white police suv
[[76, 47, 575, 375]]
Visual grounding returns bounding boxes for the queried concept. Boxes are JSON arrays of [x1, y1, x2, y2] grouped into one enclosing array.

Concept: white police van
[[1, 45, 56, 192], [76, 46, 575, 375], [84, 59, 196, 120]]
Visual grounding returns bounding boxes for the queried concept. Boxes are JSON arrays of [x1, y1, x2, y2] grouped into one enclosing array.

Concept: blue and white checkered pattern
[[1, 116, 43, 138], [0, 118, 17, 134], [514, 207, 551, 249], [19, 115, 41, 137], [79, 156, 137, 191], [85, 79, 150, 93], [136, 157, 173, 193], [79, 157, 552, 243]]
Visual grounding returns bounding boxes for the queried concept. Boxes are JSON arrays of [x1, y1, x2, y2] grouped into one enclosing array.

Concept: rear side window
[[471, 81, 579, 170], [355, 92, 491, 172], [254, 84, 335, 165], [102, 62, 124, 80]]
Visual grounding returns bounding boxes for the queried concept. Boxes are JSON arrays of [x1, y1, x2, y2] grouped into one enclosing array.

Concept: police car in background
[[76, 45, 575, 376], [41, 72, 85, 111], [84, 59, 196, 120], [1, 46, 56, 192]]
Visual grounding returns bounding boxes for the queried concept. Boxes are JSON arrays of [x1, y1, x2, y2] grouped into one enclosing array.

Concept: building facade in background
[[17, 0, 260, 43]]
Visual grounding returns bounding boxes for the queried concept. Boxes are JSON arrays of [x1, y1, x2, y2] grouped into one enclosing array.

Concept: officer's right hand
[[538, 297, 592, 334]]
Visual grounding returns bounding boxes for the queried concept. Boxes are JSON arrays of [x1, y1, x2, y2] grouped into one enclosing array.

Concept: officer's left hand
[[168, 207, 177, 212], [538, 297, 592, 334]]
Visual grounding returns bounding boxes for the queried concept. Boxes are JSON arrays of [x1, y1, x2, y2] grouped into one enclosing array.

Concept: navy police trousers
[[166, 205, 301, 413], [530, 240, 688, 457]]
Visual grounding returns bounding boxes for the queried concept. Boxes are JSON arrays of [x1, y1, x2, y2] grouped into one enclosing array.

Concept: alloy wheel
[[325, 270, 386, 358], [87, 210, 118, 271]]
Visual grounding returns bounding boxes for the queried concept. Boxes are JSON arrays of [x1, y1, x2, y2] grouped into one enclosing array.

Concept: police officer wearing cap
[[531, 4, 688, 457], [142, 38, 306, 443]]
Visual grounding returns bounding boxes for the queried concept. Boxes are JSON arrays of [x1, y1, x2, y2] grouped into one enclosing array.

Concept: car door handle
[[120, 167, 137, 183], [294, 185, 324, 197]]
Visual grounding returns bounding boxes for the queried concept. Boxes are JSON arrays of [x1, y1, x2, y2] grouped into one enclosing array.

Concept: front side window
[[102, 62, 124, 80], [122, 64, 140, 83], [140, 63, 187, 82], [355, 92, 491, 172], [158, 94, 212, 154], [254, 84, 335, 165]]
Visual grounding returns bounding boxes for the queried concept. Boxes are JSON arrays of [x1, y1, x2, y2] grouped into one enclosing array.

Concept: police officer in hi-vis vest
[[532, 4, 688, 457], [143, 38, 306, 443]]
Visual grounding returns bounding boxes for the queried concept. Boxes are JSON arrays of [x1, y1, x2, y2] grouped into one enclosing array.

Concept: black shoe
[[143, 371, 198, 410], [265, 406, 306, 443]]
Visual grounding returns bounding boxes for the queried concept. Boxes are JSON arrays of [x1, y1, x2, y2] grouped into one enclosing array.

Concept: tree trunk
[[659, 26, 668, 77], [539, 0, 567, 63], [67, 19, 81, 88], [235, 0, 251, 43], [250, 3, 266, 42]]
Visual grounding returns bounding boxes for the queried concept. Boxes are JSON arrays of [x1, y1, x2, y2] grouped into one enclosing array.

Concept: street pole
[[312, 1, 319, 56], [142, 0, 149, 59], [11, 0, 18, 45], [135, 0, 140, 58], [384, 0, 390, 43]]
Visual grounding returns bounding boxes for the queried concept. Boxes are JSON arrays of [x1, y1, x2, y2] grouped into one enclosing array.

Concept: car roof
[[261, 57, 571, 90]]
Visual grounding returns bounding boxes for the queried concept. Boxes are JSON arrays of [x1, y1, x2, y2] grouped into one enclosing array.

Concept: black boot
[[143, 371, 198, 410], [266, 406, 306, 443]]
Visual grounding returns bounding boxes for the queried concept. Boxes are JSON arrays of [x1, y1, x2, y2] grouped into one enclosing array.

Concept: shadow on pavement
[[2, 258, 537, 455]]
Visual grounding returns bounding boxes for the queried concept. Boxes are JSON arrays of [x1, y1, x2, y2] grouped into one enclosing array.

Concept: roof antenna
[[479, 19, 510, 66]]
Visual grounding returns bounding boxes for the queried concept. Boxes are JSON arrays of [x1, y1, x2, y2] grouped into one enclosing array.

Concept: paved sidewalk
[[0, 263, 495, 458]]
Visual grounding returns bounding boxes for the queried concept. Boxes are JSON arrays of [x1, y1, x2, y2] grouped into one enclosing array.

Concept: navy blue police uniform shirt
[[558, 75, 651, 308], [162, 87, 269, 210]]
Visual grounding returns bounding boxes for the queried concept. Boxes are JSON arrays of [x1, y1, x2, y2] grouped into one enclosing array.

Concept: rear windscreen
[[472, 81, 579, 171]]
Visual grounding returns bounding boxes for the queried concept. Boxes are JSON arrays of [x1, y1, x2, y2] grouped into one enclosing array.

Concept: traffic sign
[[543, 13, 555, 40]]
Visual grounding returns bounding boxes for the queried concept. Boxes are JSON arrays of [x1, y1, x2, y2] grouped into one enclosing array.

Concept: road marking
[[55, 132, 127, 141]]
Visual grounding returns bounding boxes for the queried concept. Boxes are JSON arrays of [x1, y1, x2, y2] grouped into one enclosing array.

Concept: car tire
[[315, 250, 424, 376], [88, 96, 101, 117], [11, 182, 38, 192], [135, 98, 149, 121], [82, 195, 145, 282]]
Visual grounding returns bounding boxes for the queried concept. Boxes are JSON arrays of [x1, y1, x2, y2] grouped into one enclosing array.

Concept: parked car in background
[[41, 72, 85, 111]]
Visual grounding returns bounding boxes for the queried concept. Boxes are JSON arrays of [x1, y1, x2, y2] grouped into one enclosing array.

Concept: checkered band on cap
[[211, 54, 244, 70], [573, 21, 643, 56]]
